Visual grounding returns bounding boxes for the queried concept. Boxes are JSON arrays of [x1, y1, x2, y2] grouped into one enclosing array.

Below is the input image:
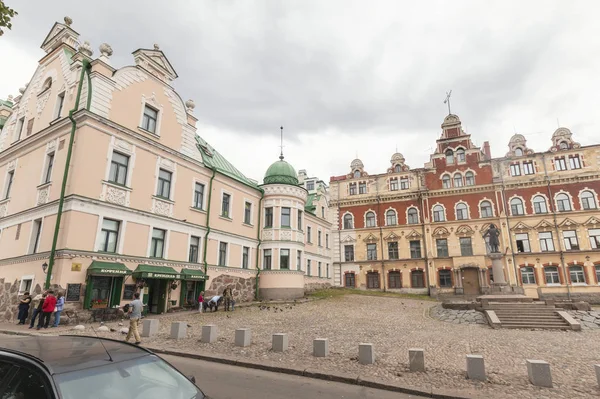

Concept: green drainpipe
[[45, 59, 92, 289], [202, 167, 217, 276], [254, 189, 265, 300]]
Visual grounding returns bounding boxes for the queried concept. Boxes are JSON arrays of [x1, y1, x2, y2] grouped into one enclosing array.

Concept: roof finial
[[443, 90, 452, 115], [279, 126, 284, 160]]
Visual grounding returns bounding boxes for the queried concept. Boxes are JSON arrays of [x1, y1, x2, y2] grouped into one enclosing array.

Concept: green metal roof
[[87, 261, 131, 276], [133, 264, 181, 280], [181, 268, 207, 281], [63, 48, 75, 63], [0, 99, 13, 108], [263, 158, 299, 185], [305, 193, 320, 215], [195, 136, 260, 189]]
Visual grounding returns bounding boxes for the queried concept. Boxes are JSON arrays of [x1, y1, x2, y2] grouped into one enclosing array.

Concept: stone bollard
[[595, 365, 600, 387], [466, 355, 486, 381], [526, 360, 552, 388], [313, 338, 329, 357], [201, 325, 217, 343], [170, 322, 187, 339], [358, 343, 375, 365], [409, 348, 425, 372], [141, 319, 159, 337], [235, 328, 252, 347], [272, 333, 288, 352]]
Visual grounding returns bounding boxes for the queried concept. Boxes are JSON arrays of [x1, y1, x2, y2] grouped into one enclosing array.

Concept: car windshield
[[54, 354, 203, 399]]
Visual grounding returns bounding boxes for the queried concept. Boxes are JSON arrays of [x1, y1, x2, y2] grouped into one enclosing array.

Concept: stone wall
[[205, 274, 256, 302], [538, 292, 600, 305], [304, 280, 332, 293]]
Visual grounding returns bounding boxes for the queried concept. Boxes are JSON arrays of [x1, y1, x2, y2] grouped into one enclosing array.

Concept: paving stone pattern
[[568, 310, 600, 330], [64, 295, 599, 398], [430, 305, 488, 325]]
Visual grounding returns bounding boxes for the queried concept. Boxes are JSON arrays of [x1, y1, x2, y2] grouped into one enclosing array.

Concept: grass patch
[[307, 288, 437, 301]]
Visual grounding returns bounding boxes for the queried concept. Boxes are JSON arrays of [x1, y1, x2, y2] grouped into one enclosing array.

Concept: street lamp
[[42, 262, 48, 274]]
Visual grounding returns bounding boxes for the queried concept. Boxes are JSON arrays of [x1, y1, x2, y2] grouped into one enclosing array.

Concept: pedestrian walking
[[224, 286, 232, 311], [29, 292, 46, 329], [125, 292, 143, 345], [52, 292, 65, 327], [198, 291, 204, 313], [37, 290, 57, 330], [17, 292, 31, 325]]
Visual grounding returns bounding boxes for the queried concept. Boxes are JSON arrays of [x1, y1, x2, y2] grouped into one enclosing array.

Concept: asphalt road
[[160, 354, 427, 399]]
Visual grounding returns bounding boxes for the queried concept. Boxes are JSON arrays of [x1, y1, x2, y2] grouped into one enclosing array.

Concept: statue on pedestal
[[483, 224, 501, 253]]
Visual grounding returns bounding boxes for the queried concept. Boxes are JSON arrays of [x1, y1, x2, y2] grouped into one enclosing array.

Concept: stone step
[[501, 324, 571, 329], [496, 316, 563, 320], [500, 320, 568, 325], [493, 311, 558, 315]]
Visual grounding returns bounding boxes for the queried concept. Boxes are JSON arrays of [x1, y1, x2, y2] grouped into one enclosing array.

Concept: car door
[[0, 361, 55, 399]]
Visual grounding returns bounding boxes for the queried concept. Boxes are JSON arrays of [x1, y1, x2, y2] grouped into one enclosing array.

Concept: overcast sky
[[1, 1, 599, 183]]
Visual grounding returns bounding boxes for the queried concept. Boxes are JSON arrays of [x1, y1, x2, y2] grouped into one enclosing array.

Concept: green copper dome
[[263, 157, 299, 185]]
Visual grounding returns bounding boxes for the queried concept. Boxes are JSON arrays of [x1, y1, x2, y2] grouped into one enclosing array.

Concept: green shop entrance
[[179, 268, 207, 308], [84, 261, 132, 309], [132, 265, 182, 314]]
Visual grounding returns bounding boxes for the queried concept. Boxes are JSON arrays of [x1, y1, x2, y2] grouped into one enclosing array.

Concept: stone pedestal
[[489, 252, 507, 285], [201, 325, 217, 343], [313, 338, 329, 357], [466, 355, 486, 381], [527, 359, 553, 388], [235, 328, 252, 347], [272, 333, 288, 352], [141, 319, 159, 337], [358, 343, 375, 365], [170, 322, 187, 339], [409, 348, 425, 372]]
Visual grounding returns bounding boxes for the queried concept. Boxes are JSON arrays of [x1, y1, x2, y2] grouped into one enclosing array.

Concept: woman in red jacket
[[37, 290, 57, 330]]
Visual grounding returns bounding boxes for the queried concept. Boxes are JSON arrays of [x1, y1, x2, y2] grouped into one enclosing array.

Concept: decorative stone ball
[[153, 43, 160, 51], [18, 87, 25, 94], [79, 41, 93, 57], [99, 43, 113, 57], [64, 16, 73, 26], [185, 99, 195, 111]]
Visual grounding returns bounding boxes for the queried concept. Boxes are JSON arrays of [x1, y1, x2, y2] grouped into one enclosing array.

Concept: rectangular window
[[459, 237, 473, 256], [545, 267, 560, 284], [411, 271, 425, 288], [367, 243, 377, 260], [221, 193, 231, 218], [99, 219, 120, 253], [242, 246, 249, 269], [43, 152, 54, 184], [523, 161, 535, 175], [515, 233, 531, 253], [193, 183, 205, 209], [55, 92, 65, 119], [359, 182, 367, 194], [436, 239, 449, 257], [539, 232, 555, 252], [510, 164, 521, 176], [296, 250, 302, 271], [306, 181, 314, 190], [19, 278, 33, 294], [390, 179, 399, 191], [142, 105, 158, 133], [570, 267, 586, 283], [389, 271, 401, 288], [367, 272, 380, 288], [4, 170, 14, 199], [321, 206, 325, 218], [297, 210, 303, 230], [265, 207, 273, 228], [15, 117, 24, 141], [263, 249, 272, 270], [244, 202, 252, 225], [521, 267, 536, 284], [345, 273, 355, 287], [388, 241, 399, 260], [410, 240, 421, 258], [318, 231, 322, 246], [281, 207, 291, 227], [349, 183, 357, 195], [189, 236, 200, 263], [569, 156, 581, 169], [109, 152, 129, 186], [218, 242, 228, 266], [563, 230, 579, 251], [400, 178, 409, 190], [325, 233, 329, 248], [318, 262, 322, 277], [156, 169, 172, 198], [589, 229, 600, 249], [280, 249, 290, 269], [555, 158, 567, 171], [344, 245, 354, 261], [326, 263, 330, 278], [150, 228, 166, 258], [26, 118, 34, 136], [307, 259, 311, 276], [29, 219, 43, 254], [307, 226, 312, 243], [439, 270, 452, 287]]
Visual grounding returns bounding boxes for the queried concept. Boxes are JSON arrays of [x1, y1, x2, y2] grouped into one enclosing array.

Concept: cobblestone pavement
[[430, 305, 488, 325], [567, 310, 600, 330], [41, 296, 600, 398]]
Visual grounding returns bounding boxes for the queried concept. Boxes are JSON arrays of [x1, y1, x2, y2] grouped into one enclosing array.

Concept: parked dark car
[[0, 335, 207, 399]]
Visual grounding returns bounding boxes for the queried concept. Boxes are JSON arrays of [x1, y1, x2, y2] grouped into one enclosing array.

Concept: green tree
[[0, 1, 17, 36]]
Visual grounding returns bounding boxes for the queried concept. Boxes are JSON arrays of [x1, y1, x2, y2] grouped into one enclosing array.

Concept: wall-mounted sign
[[71, 263, 82, 272], [66, 283, 82, 302]]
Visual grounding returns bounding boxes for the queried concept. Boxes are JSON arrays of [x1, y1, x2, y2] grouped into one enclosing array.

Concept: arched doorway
[[462, 267, 480, 295]]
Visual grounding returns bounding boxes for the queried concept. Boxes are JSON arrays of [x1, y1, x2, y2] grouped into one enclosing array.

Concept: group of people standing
[[197, 286, 235, 312], [17, 290, 65, 330]]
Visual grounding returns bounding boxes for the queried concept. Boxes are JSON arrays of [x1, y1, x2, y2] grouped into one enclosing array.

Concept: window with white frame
[[343, 214, 353, 229], [533, 195, 547, 214], [410, 240, 422, 258], [556, 193, 571, 212], [156, 169, 172, 199], [456, 148, 465, 163], [359, 182, 367, 194], [539, 232, 555, 252], [563, 230, 579, 251], [521, 267, 536, 284], [263, 249, 272, 269], [510, 164, 521, 176], [433, 205, 445, 222], [515, 233, 531, 253], [436, 239, 449, 257], [280, 249, 290, 269], [456, 203, 468, 220], [142, 105, 158, 133], [19, 277, 33, 294], [442, 175, 451, 189], [109, 152, 129, 186], [569, 266, 586, 284], [28, 219, 42, 254], [242, 246, 249, 269], [439, 269, 452, 287], [459, 237, 473, 256], [465, 171, 475, 186], [510, 198, 524, 215], [400, 178, 409, 189], [386, 209, 397, 226], [43, 152, 54, 184], [344, 245, 354, 261], [189, 236, 200, 263], [569, 155, 582, 169], [388, 241, 399, 260], [265, 207, 273, 228], [407, 208, 419, 224], [221, 193, 231, 218], [545, 266, 560, 284], [298, 210, 303, 230], [367, 243, 377, 260], [453, 173, 463, 187], [150, 228, 166, 258], [193, 182, 205, 209], [555, 157, 567, 171], [349, 183, 357, 195], [589, 228, 600, 249], [281, 207, 291, 227], [365, 211, 376, 227], [99, 218, 120, 253], [296, 250, 302, 270], [390, 178, 398, 191], [523, 161, 535, 175], [218, 242, 228, 266], [445, 149, 454, 164], [244, 202, 252, 225], [480, 201, 493, 218], [306, 181, 314, 191], [581, 190, 597, 210]]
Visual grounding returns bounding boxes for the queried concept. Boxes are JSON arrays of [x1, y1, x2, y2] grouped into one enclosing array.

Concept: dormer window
[[445, 149, 454, 164], [456, 148, 465, 163], [394, 165, 401, 173], [353, 170, 361, 178], [514, 148, 523, 156], [559, 142, 568, 150], [142, 105, 158, 133]]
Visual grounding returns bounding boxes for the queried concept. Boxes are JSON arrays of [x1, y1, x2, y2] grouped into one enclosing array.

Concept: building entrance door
[[462, 268, 480, 295]]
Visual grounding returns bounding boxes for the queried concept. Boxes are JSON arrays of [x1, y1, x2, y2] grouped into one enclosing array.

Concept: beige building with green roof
[[0, 17, 331, 321]]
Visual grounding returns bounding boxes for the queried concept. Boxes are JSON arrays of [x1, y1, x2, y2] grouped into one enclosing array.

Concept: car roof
[[0, 335, 152, 375]]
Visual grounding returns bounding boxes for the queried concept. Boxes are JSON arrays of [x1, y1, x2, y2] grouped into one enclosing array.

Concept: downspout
[[45, 59, 91, 289], [376, 177, 385, 291], [337, 182, 342, 286], [254, 189, 264, 300], [202, 167, 217, 276], [541, 153, 571, 300], [417, 171, 431, 295]]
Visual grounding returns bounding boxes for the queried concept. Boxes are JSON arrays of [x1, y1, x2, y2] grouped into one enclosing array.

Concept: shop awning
[[180, 268, 207, 281], [87, 261, 131, 276], [133, 265, 182, 280]]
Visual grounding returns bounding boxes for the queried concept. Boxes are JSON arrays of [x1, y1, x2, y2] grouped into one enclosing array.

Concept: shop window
[[388, 271, 402, 288], [90, 276, 112, 308], [439, 270, 452, 287]]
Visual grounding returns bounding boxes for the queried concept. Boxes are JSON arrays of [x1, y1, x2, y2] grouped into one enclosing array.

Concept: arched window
[[343, 214, 354, 229], [365, 211, 376, 227], [353, 170, 361, 178], [442, 175, 451, 189], [456, 148, 465, 163], [533, 195, 547, 214], [544, 266, 560, 284], [445, 149, 454, 164], [456, 203, 468, 220], [559, 142, 568, 150], [465, 171, 475, 186], [556, 193, 571, 212], [581, 190, 597, 210], [433, 205, 445, 222], [411, 270, 425, 288], [480, 200, 493, 218], [41, 77, 52, 92], [569, 266, 586, 284], [407, 208, 419, 224], [453, 173, 463, 187], [520, 267, 536, 284], [514, 148, 523, 156], [394, 165, 401, 173], [386, 209, 397, 226], [510, 198, 524, 216]]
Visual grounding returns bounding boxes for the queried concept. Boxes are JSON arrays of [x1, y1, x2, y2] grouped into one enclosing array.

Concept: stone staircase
[[484, 302, 579, 330]]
